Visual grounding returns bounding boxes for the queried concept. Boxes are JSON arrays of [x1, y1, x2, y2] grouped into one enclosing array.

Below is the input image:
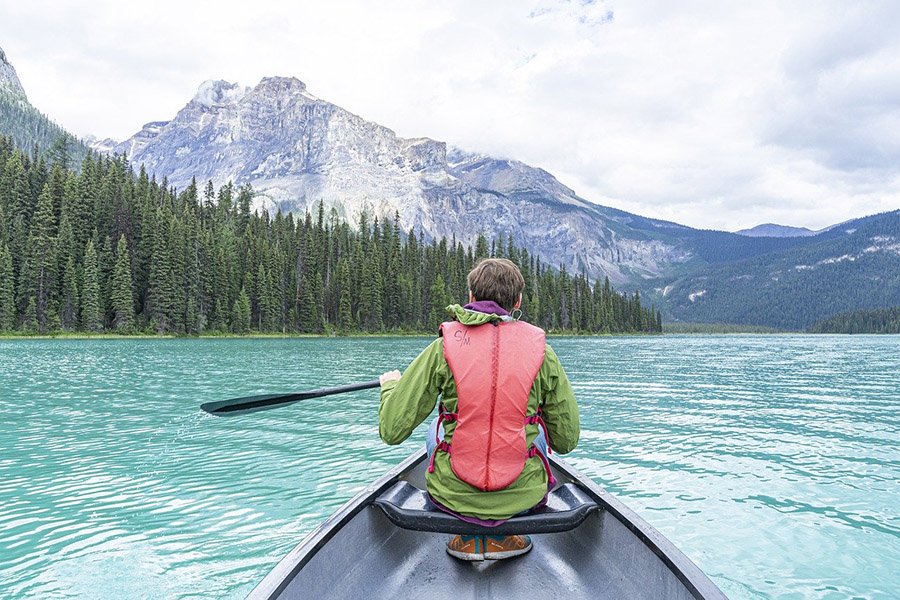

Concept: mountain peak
[[0, 45, 27, 100], [257, 76, 305, 91], [254, 76, 320, 100], [192, 80, 249, 107]]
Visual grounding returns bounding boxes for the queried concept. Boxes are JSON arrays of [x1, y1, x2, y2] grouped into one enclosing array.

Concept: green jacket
[[379, 305, 580, 520]]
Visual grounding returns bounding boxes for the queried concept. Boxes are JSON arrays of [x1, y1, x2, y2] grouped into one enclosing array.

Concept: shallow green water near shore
[[0, 336, 897, 599]]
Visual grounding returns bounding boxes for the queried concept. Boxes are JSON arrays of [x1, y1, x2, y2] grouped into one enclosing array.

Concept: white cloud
[[1, 0, 899, 231]]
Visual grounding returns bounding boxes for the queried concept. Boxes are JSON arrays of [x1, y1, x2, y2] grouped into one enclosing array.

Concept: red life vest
[[433, 319, 549, 491]]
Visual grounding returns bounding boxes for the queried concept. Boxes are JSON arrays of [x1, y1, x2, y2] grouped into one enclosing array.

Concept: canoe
[[248, 449, 728, 599]]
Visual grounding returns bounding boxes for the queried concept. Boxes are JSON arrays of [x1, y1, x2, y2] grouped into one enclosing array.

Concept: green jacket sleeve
[[538, 344, 580, 454], [379, 338, 447, 445]]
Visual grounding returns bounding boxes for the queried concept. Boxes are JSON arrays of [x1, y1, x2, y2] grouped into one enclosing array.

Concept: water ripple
[[0, 335, 898, 599]]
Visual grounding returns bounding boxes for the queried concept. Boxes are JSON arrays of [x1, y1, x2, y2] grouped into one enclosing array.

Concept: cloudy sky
[[2, 0, 899, 231]]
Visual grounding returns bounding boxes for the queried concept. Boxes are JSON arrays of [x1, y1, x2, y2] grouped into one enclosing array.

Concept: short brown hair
[[467, 258, 525, 311]]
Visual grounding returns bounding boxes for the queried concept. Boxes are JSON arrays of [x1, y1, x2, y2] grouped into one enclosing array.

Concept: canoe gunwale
[[247, 451, 423, 600], [547, 456, 727, 600], [247, 449, 727, 600]]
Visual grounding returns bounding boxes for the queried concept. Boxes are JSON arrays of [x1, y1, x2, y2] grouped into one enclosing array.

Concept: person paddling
[[379, 258, 580, 561]]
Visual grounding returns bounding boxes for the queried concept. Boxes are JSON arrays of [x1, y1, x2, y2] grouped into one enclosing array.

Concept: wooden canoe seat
[[372, 481, 599, 535]]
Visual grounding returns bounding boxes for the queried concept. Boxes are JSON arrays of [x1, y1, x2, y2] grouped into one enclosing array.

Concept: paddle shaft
[[201, 379, 381, 416]]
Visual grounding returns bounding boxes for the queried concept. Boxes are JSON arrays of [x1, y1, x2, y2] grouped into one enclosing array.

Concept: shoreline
[[0, 331, 655, 340], [1, 331, 892, 340]]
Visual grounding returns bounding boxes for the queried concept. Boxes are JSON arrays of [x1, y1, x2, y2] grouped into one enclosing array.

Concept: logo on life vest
[[453, 329, 471, 346]]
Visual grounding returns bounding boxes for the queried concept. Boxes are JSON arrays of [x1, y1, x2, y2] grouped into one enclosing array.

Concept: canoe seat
[[372, 481, 599, 535]]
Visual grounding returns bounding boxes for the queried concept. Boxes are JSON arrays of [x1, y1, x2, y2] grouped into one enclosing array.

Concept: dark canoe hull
[[248, 450, 728, 600]]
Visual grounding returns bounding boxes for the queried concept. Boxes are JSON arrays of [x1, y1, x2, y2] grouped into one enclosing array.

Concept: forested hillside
[[653, 210, 900, 330], [0, 88, 87, 167], [0, 46, 89, 167], [0, 135, 660, 336], [809, 306, 900, 334]]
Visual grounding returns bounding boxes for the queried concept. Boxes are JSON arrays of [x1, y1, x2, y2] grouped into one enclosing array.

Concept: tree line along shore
[[0, 135, 661, 337], [806, 306, 900, 334]]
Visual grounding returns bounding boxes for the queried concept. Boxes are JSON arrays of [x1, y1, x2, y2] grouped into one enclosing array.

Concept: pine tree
[[19, 184, 57, 332], [428, 274, 451, 331], [0, 202, 7, 248], [474, 233, 489, 261], [147, 213, 175, 333], [96, 234, 114, 326], [360, 250, 384, 331], [337, 258, 353, 331], [255, 261, 275, 332], [237, 184, 252, 235], [22, 296, 37, 334], [0, 243, 15, 330], [384, 252, 401, 329], [111, 235, 134, 332], [313, 272, 325, 331], [81, 239, 101, 332], [59, 256, 79, 329], [166, 216, 187, 333], [48, 134, 72, 171], [2, 152, 31, 225], [297, 278, 318, 333], [231, 286, 251, 334]]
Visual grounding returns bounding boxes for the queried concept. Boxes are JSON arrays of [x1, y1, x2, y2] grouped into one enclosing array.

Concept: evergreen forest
[[808, 306, 900, 334], [0, 134, 662, 336]]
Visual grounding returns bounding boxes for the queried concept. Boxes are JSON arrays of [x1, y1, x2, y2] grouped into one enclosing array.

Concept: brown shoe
[[446, 535, 484, 561], [484, 535, 533, 560]]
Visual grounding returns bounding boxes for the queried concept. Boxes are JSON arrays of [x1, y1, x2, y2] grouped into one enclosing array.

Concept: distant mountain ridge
[[735, 223, 817, 238], [653, 210, 900, 329]]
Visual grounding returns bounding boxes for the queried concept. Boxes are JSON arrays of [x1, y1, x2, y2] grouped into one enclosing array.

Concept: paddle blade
[[201, 392, 310, 416], [201, 379, 381, 417]]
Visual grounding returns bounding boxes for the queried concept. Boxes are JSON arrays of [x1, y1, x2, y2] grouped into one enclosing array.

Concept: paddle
[[201, 379, 381, 416]]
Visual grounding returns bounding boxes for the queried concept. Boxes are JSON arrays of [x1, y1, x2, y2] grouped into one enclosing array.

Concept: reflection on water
[[0, 336, 897, 599]]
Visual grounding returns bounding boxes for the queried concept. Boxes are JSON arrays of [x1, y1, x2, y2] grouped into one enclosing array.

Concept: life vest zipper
[[482, 323, 501, 490]]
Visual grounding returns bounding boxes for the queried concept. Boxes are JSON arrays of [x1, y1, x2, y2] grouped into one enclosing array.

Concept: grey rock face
[[114, 77, 692, 284], [0, 46, 27, 99]]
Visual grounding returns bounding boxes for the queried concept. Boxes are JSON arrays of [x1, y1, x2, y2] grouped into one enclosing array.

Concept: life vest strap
[[427, 441, 452, 473], [529, 445, 557, 487], [435, 403, 458, 446], [524, 407, 552, 455]]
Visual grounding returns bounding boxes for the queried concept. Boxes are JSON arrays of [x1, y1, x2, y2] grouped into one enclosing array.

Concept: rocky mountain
[[109, 76, 900, 326], [735, 223, 817, 238], [0, 47, 27, 99], [110, 77, 717, 285], [0, 52, 884, 329], [0, 46, 88, 164]]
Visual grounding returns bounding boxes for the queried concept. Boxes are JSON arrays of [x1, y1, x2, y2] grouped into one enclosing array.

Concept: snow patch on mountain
[[84, 135, 119, 154], [688, 289, 706, 302], [193, 80, 250, 107]]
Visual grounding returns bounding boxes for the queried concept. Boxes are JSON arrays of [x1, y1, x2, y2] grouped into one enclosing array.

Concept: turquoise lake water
[[0, 336, 897, 599]]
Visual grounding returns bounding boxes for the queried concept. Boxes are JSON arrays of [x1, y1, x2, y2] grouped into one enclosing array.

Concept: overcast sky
[[2, 0, 899, 231]]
